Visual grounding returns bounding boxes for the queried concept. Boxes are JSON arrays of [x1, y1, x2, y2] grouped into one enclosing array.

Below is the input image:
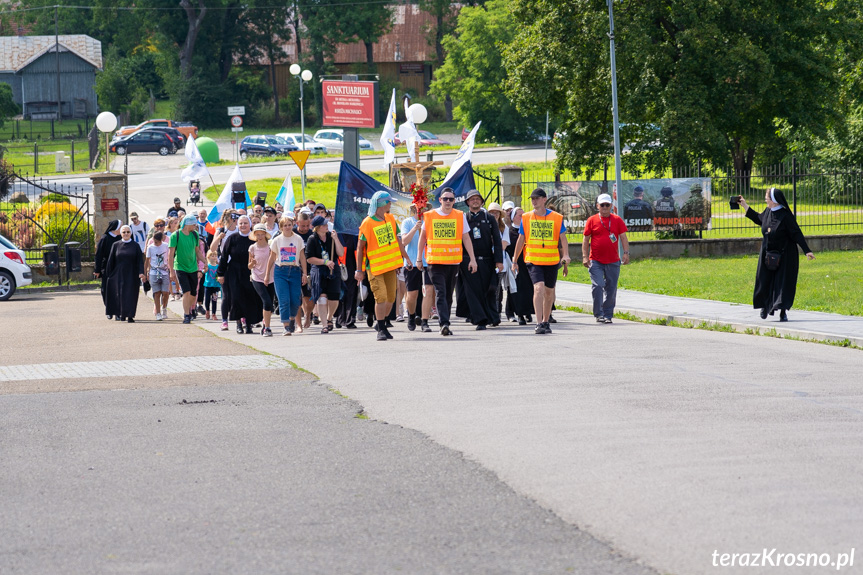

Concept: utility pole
[[607, 0, 622, 212], [55, 5, 62, 124]]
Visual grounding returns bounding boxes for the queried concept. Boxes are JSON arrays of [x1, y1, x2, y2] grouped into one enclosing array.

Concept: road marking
[[129, 198, 154, 215], [0, 355, 292, 382]]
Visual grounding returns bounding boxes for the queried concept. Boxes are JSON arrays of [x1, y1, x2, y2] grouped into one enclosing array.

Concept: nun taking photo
[[739, 188, 815, 322]]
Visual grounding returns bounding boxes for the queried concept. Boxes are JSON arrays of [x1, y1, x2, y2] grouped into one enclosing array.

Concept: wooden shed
[[0, 35, 103, 119]]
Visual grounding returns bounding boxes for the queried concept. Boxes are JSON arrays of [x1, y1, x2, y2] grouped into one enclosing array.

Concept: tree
[[241, 3, 293, 123], [0, 83, 20, 130], [419, 0, 459, 121], [431, 0, 544, 142], [504, 0, 845, 179]]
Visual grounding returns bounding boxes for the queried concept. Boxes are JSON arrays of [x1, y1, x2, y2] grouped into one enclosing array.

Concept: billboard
[[322, 81, 380, 129], [535, 177, 712, 233]]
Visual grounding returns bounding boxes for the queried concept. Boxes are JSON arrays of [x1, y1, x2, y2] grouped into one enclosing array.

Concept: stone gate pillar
[[90, 172, 128, 240], [499, 165, 523, 208]]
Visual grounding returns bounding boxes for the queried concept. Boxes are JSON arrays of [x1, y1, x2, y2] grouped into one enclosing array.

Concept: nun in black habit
[[94, 219, 122, 319], [104, 225, 145, 323], [740, 188, 815, 322], [217, 215, 264, 333]]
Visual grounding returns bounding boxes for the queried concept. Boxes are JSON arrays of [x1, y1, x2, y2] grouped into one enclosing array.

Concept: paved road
[[0, 291, 656, 574], [159, 295, 863, 575]]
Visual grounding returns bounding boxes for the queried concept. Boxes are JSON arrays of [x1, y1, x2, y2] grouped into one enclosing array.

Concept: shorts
[[405, 267, 423, 292], [526, 263, 559, 288], [396, 267, 405, 282], [310, 267, 341, 303], [175, 270, 199, 296], [149, 272, 169, 293], [301, 282, 311, 299], [423, 269, 432, 286], [368, 268, 397, 303]]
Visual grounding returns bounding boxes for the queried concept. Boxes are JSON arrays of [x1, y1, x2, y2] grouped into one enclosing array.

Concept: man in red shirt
[[582, 193, 630, 323]]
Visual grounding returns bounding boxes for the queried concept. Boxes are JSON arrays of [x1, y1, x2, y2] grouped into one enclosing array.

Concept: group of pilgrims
[[92, 187, 570, 338]]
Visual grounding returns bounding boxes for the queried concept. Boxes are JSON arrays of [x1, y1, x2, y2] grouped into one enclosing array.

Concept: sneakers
[[182, 314, 191, 324], [431, 307, 439, 320], [236, 322, 244, 334], [288, 319, 296, 333], [395, 314, 405, 322], [221, 321, 229, 331], [421, 320, 432, 333], [596, 317, 606, 323], [376, 329, 388, 341], [604, 317, 613, 324], [245, 325, 254, 334], [544, 321, 552, 333], [518, 316, 527, 326], [155, 312, 163, 321], [283, 326, 292, 336], [534, 323, 547, 335], [262, 327, 273, 337], [196, 304, 206, 315], [346, 322, 357, 329], [440, 324, 452, 336], [407, 314, 416, 331]]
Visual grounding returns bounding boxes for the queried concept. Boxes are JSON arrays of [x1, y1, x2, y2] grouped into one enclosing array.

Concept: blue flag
[[275, 174, 295, 212]]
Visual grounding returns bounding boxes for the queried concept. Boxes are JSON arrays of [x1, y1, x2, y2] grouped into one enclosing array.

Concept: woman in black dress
[[94, 219, 123, 319], [305, 215, 344, 334], [740, 188, 815, 322], [104, 225, 145, 323], [505, 207, 534, 325], [217, 215, 264, 334]]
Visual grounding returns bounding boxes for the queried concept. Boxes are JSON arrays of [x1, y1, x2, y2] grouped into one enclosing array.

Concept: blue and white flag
[[180, 135, 209, 182], [275, 174, 295, 212], [205, 164, 249, 234], [380, 89, 397, 169], [441, 121, 480, 188]]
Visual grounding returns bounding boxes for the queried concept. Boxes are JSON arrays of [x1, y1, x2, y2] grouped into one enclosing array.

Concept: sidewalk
[[555, 280, 863, 347]]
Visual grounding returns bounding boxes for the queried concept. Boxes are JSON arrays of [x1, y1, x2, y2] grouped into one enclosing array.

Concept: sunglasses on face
[[155, 224, 165, 227], [121, 230, 131, 234], [441, 197, 455, 202], [600, 203, 612, 207]]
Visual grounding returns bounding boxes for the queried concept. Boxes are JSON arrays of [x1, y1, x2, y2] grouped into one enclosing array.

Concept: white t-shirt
[[146, 242, 169, 275], [130, 221, 149, 252], [269, 233, 305, 267]]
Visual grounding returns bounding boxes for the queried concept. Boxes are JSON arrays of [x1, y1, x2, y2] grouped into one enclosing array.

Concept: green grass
[[0, 118, 94, 142], [560, 250, 863, 316], [3, 139, 93, 175]]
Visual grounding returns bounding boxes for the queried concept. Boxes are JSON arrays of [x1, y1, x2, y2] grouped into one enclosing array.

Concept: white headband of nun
[[770, 188, 777, 204]]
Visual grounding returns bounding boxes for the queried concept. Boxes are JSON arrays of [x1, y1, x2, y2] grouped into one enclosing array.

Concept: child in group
[[144, 231, 170, 320], [203, 250, 221, 320]]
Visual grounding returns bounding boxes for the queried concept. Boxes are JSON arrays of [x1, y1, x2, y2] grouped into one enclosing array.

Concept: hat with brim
[[502, 201, 515, 211], [597, 193, 613, 205], [311, 215, 328, 229], [252, 223, 272, 240], [487, 202, 503, 216], [465, 189, 482, 201]]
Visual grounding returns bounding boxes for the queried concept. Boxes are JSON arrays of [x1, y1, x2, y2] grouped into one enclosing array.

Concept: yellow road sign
[[289, 150, 312, 171]]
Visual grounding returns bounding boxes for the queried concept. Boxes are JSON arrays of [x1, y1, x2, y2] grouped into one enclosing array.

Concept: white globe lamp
[[96, 112, 118, 172], [289, 63, 301, 76], [301, 69, 313, 82], [408, 103, 428, 124]]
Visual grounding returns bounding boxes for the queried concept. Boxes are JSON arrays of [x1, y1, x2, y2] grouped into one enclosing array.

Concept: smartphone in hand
[[729, 195, 741, 210]]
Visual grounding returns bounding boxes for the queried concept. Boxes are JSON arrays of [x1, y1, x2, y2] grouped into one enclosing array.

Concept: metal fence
[[0, 117, 93, 141], [2, 141, 91, 174], [521, 161, 863, 240]]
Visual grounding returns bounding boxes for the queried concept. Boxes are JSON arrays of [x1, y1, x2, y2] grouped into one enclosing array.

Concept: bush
[[41, 213, 92, 246], [40, 193, 71, 205], [0, 207, 39, 248], [34, 201, 78, 223]]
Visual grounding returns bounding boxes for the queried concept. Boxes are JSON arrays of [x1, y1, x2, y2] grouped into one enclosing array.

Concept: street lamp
[[290, 64, 313, 201], [95, 111, 117, 172], [607, 0, 622, 214]]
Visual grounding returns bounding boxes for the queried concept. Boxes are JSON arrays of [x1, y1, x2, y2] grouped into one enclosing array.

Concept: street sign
[[230, 115, 243, 128], [227, 106, 246, 115], [231, 127, 243, 133], [289, 150, 312, 171]]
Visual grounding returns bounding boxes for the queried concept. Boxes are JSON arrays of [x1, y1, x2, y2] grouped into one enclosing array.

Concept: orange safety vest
[[359, 213, 402, 275], [522, 209, 564, 265], [424, 209, 464, 265]]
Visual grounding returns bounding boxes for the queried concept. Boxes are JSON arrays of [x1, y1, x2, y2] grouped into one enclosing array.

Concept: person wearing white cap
[[582, 193, 630, 323]]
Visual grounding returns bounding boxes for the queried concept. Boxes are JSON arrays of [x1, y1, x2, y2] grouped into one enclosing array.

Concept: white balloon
[[408, 103, 428, 124], [95, 111, 117, 133], [289, 63, 301, 76], [301, 69, 313, 82]]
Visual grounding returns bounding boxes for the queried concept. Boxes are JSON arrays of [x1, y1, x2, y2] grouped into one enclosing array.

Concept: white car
[[0, 233, 33, 301], [276, 133, 327, 155], [313, 129, 374, 152]]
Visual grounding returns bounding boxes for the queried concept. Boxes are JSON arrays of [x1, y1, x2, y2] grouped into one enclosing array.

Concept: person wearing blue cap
[[168, 215, 207, 324], [355, 191, 412, 341]]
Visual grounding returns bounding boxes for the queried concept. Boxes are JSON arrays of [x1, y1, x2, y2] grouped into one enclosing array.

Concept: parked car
[[462, 127, 470, 142], [0, 233, 32, 301], [313, 129, 374, 151], [394, 130, 448, 147], [110, 130, 177, 156], [131, 126, 186, 149], [239, 135, 298, 160], [116, 119, 199, 140], [276, 133, 327, 155]]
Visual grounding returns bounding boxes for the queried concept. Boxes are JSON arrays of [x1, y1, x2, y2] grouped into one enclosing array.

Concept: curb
[[19, 284, 100, 294], [555, 298, 863, 348]]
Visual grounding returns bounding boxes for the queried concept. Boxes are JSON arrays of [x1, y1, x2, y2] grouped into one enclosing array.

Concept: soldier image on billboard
[[679, 182, 711, 230], [654, 186, 680, 230], [623, 185, 654, 231], [545, 182, 598, 235]]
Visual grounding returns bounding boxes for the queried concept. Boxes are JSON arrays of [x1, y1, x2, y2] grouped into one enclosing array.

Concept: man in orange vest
[[512, 187, 570, 334], [416, 187, 478, 336], [355, 191, 412, 341]]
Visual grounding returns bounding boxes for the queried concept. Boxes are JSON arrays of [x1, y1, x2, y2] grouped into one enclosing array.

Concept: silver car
[[313, 129, 374, 152], [276, 133, 327, 155]]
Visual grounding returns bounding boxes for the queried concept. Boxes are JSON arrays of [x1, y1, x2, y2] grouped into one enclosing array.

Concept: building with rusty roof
[[0, 34, 103, 119]]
